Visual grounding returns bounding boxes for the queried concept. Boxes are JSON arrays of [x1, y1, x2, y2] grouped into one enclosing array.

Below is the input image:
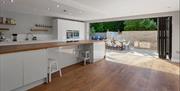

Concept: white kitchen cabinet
[[93, 41, 106, 62], [23, 50, 48, 85], [0, 49, 48, 91], [53, 19, 85, 41], [58, 46, 77, 68], [0, 52, 24, 91], [47, 46, 77, 69]]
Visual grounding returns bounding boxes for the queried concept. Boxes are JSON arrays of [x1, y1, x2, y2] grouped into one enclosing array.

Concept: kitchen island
[[0, 40, 97, 54], [0, 40, 105, 91]]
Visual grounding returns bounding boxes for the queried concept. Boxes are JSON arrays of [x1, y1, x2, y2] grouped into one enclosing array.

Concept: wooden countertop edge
[[0, 40, 101, 54]]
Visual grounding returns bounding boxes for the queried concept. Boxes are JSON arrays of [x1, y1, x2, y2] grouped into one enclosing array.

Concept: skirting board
[[13, 78, 46, 91]]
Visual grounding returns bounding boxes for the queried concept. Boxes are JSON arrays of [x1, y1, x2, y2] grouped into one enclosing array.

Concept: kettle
[[12, 33, 18, 41]]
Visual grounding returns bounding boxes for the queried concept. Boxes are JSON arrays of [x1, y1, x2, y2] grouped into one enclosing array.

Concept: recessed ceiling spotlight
[[3, 1, 5, 4], [10, 0, 13, 3], [63, 10, 67, 12], [57, 4, 60, 8], [47, 8, 50, 11]]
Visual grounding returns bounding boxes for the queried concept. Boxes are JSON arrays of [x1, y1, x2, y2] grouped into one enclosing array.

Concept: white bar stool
[[47, 48, 63, 82], [48, 58, 62, 82], [83, 50, 90, 65], [74, 46, 91, 65]]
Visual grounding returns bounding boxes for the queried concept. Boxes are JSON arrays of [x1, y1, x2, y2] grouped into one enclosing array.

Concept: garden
[[90, 18, 158, 50]]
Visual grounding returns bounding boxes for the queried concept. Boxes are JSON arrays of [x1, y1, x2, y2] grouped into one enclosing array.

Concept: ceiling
[[0, 0, 179, 21]]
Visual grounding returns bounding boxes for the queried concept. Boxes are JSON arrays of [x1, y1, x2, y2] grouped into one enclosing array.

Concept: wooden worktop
[[0, 40, 100, 54]]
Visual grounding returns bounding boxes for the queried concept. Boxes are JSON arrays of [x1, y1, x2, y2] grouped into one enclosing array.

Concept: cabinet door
[[56, 19, 85, 41], [23, 50, 48, 85], [0, 52, 23, 91]]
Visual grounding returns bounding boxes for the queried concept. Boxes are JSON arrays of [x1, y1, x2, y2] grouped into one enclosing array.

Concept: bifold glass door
[[157, 16, 172, 60]]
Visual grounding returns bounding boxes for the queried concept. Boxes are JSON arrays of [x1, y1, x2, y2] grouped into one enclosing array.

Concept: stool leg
[[59, 69, 62, 77], [45, 77, 48, 83], [49, 73, 51, 82], [90, 60, 93, 64], [55, 62, 62, 77], [48, 65, 52, 82], [84, 59, 86, 65]]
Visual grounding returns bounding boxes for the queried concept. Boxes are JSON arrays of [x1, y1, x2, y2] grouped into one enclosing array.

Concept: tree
[[90, 23, 105, 32], [124, 19, 141, 31], [124, 18, 157, 31], [90, 18, 157, 32], [90, 27, 96, 36], [103, 21, 124, 32], [90, 21, 124, 32]]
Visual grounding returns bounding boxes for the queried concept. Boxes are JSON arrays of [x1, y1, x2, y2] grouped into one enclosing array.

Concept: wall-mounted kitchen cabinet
[[53, 19, 85, 41]]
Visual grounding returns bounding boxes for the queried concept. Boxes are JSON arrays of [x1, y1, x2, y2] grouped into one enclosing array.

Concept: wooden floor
[[29, 58, 180, 91]]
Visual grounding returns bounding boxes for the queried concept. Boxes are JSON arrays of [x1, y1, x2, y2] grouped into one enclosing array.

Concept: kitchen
[[0, 10, 105, 91], [0, 0, 179, 91]]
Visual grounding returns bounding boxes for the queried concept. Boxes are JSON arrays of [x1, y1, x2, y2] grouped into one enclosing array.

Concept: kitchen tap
[[25, 33, 37, 41]]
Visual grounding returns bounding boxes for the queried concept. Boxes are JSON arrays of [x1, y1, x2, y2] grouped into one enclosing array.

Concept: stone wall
[[121, 31, 157, 50], [92, 31, 158, 50]]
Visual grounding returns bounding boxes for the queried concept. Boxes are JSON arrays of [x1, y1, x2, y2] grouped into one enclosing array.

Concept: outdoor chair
[[124, 41, 130, 50], [114, 40, 123, 50], [105, 40, 114, 49]]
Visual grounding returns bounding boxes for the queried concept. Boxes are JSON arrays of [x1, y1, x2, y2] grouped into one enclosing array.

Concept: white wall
[[86, 11, 180, 62], [85, 23, 90, 40], [121, 31, 157, 50], [54, 19, 85, 41], [0, 11, 54, 41], [171, 11, 180, 62]]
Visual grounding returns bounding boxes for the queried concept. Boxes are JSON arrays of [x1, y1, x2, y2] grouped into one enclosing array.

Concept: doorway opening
[[89, 17, 172, 60]]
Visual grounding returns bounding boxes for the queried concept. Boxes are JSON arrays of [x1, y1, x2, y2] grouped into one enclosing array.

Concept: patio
[[106, 48, 158, 64]]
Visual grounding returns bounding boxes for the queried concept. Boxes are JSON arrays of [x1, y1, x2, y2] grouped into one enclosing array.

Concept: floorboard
[[29, 58, 180, 91]]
